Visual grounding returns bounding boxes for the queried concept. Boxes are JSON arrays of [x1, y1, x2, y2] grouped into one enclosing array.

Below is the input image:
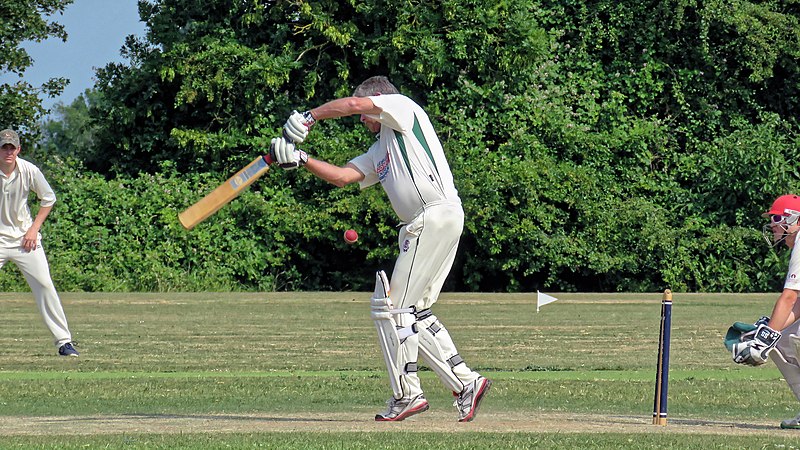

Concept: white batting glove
[[270, 137, 308, 170], [283, 110, 316, 144]]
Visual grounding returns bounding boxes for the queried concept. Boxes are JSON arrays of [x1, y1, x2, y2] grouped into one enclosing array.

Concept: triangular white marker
[[537, 291, 558, 312]]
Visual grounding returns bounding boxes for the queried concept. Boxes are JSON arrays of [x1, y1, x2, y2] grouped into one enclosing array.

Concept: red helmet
[[766, 195, 800, 217], [764, 194, 800, 247]]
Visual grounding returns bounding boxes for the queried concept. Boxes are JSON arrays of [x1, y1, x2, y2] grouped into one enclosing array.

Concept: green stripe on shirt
[[393, 129, 414, 180], [412, 115, 440, 176]]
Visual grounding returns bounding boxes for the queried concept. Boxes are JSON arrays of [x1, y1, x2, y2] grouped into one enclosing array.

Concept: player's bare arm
[[283, 97, 382, 144], [305, 159, 364, 188], [768, 288, 800, 331], [309, 97, 381, 121]]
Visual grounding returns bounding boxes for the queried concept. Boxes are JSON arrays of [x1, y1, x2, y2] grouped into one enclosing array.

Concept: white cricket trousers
[[391, 201, 480, 397], [0, 244, 72, 347], [774, 320, 800, 402], [391, 201, 463, 312]]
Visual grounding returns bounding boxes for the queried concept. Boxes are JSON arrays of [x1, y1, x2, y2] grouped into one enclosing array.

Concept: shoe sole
[[459, 378, 492, 422], [375, 401, 430, 422], [781, 423, 800, 429]]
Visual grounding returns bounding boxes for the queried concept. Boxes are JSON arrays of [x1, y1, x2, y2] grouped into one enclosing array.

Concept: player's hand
[[283, 110, 316, 144], [732, 324, 781, 366], [270, 137, 308, 170], [21, 229, 38, 252]]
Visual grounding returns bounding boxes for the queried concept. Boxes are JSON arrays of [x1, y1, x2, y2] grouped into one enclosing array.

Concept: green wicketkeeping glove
[[724, 322, 758, 352]]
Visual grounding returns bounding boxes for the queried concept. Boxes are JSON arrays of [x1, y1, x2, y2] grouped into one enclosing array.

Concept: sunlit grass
[[0, 291, 795, 448]]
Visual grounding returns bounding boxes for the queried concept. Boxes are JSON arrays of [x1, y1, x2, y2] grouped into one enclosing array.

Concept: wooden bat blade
[[179, 155, 272, 230]]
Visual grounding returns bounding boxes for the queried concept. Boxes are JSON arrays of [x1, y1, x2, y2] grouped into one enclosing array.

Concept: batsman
[[726, 194, 800, 428], [273, 76, 491, 422]]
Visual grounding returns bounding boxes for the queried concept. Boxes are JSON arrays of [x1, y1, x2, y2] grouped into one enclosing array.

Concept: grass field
[[1, 291, 799, 448]]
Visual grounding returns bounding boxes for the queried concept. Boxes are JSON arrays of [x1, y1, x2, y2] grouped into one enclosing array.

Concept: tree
[[64, 0, 800, 292], [88, 0, 550, 175], [88, 0, 299, 175], [0, 0, 73, 140], [36, 89, 100, 163]]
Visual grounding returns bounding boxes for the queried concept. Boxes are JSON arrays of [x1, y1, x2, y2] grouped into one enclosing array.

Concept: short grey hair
[[352, 76, 399, 97]]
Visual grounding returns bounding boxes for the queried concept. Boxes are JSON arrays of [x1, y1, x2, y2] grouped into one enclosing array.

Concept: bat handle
[[263, 148, 301, 165]]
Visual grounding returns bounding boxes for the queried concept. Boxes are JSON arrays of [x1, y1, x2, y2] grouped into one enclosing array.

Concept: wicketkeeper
[[275, 76, 491, 422], [726, 194, 800, 428]]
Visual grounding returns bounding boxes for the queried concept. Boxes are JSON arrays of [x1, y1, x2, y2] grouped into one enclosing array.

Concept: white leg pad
[[775, 332, 800, 402], [774, 351, 800, 402], [416, 312, 479, 393], [370, 270, 419, 399]]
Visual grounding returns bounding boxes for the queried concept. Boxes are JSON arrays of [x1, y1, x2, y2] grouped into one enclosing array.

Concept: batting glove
[[270, 137, 308, 170], [283, 110, 316, 144], [732, 324, 781, 366]]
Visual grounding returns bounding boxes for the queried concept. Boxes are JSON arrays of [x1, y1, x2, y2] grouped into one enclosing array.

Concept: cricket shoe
[[375, 394, 429, 422], [781, 412, 800, 429], [454, 376, 492, 422], [58, 342, 79, 357]]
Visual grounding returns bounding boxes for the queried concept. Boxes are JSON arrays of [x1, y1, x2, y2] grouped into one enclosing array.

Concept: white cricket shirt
[[0, 158, 56, 248], [349, 94, 460, 223], [785, 232, 800, 290]]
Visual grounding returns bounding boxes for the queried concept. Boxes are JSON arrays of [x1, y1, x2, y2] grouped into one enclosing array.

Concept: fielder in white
[[0, 129, 78, 357], [273, 76, 491, 422], [730, 194, 800, 428]]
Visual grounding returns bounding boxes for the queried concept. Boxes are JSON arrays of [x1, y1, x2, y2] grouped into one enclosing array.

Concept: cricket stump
[[652, 289, 672, 425]]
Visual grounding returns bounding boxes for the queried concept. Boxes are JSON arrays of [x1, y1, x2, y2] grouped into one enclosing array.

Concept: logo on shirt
[[402, 239, 410, 252], [376, 153, 390, 182]]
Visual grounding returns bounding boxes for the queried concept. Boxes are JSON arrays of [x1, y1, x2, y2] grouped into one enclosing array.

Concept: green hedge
[[5, 0, 799, 293], [0, 151, 787, 293]]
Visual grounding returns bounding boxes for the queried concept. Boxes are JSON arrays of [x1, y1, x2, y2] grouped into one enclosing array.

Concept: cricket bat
[[178, 153, 275, 230]]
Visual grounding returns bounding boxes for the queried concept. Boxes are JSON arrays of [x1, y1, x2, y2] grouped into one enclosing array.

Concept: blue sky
[[1, 0, 146, 112]]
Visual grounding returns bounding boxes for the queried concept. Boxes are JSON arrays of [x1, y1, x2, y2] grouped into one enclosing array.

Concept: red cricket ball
[[344, 229, 358, 244]]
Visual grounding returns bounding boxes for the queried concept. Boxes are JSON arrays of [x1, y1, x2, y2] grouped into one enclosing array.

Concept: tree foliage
[[35, 89, 100, 163], [27, 0, 800, 292], [0, 0, 72, 137]]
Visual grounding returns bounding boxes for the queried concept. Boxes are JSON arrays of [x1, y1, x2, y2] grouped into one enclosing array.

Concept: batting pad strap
[[397, 324, 418, 341], [371, 298, 414, 320], [447, 354, 465, 368], [404, 362, 418, 373], [426, 320, 442, 336], [414, 308, 433, 321], [370, 299, 393, 320]]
